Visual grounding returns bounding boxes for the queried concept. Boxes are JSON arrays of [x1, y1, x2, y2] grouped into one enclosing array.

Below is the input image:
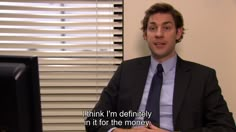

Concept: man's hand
[[112, 122, 169, 132], [147, 122, 169, 132]]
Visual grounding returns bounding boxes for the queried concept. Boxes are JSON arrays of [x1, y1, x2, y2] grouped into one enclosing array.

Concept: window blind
[[0, 0, 123, 131]]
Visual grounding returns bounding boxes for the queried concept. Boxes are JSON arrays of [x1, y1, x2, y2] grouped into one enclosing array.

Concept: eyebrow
[[149, 21, 173, 26]]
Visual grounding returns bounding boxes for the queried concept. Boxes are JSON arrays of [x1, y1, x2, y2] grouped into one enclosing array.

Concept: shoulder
[[114, 56, 150, 74], [178, 57, 216, 74], [121, 56, 150, 66]]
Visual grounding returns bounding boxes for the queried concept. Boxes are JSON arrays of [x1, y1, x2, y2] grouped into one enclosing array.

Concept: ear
[[176, 27, 183, 40]]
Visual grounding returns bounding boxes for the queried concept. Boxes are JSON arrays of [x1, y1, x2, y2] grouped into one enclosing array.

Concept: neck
[[152, 51, 177, 63]]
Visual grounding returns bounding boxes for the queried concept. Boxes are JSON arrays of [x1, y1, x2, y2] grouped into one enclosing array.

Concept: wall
[[124, 0, 236, 120]]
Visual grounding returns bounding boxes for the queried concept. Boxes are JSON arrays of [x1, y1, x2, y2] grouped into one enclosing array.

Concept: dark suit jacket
[[85, 56, 236, 132]]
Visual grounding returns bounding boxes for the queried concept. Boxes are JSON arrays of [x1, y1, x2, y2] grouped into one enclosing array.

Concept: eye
[[163, 26, 171, 30], [148, 26, 157, 32]]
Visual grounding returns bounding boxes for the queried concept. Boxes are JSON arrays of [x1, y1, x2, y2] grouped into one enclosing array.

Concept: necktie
[[145, 64, 164, 126]]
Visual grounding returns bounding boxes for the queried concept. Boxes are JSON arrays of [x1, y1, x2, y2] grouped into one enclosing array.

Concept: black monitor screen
[[0, 55, 42, 132]]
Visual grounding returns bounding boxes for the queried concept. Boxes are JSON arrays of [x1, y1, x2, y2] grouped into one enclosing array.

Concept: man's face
[[143, 13, 183, 62]]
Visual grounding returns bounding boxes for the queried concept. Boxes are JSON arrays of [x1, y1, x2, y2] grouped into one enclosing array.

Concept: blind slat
[[39, 65, 119, 72], [39, 59, 122, 65], [0, 28, 122, 34], [42, 102, 95, 109], [0, 36, 122, 42], [42, 124, 85, 131], [41, 95, 99, 102], [0, 21, 122, 27], [40, 87, 103, 94], [40, 72, 113, 79], [0, 0, 122, 4], [40, 80, 108, 87], [0, 5, 122, 12], [0, 51, 123, 57], [0, 13, 122, 19], [0, 43, 122, 49], [42, 109, 88, 116], [43, 117, 84, 123]]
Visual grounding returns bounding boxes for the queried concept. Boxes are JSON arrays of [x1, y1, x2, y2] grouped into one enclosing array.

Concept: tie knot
[[157, 64, 164, 73]]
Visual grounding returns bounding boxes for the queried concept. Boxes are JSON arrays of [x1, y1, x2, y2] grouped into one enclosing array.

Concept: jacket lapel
[[173, 57, 191, 124], [131, 56, 150, 112], [128, 56, 192, 123]]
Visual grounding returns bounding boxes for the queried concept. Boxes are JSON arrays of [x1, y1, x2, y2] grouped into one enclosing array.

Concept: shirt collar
[[150, 55, 177, 74]]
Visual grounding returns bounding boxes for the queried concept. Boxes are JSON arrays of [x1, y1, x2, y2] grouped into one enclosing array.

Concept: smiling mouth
[[154, 42, 165, 45]]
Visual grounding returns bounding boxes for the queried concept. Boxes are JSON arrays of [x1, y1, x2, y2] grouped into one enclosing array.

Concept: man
[[85, 3, 236, 132]]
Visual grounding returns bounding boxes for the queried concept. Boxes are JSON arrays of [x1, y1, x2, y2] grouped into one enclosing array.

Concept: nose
[[155, 28, 164, 38]]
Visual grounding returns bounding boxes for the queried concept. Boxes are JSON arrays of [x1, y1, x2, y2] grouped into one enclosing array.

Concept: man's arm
[[184, 69, 236, 132], [85, 63, 123, 132]]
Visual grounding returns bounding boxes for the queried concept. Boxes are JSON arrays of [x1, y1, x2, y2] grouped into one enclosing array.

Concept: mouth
[[154, 42, 166, 46]]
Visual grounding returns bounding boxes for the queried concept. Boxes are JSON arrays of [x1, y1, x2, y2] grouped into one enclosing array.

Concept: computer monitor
[[0, 55, 42, 132]]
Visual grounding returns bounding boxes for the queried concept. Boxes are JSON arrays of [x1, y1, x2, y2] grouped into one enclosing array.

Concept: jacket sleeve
[[85, 62, 123, 132], [183, 69, 236, 132]]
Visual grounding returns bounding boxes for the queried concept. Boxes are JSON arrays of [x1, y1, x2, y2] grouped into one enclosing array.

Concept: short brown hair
[[141, 3, 184, 43]]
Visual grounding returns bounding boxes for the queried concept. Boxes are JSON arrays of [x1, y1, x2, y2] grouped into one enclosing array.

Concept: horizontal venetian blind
[[0, 0, 123, 131]]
